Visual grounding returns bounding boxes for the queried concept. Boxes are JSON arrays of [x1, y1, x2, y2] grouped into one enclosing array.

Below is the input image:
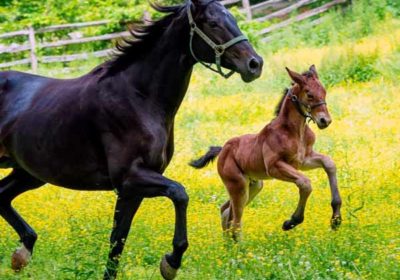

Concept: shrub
[[319, 49, 380, 87]]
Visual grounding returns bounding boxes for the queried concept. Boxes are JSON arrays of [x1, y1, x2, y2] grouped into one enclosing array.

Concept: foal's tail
[[189, 146, 222, 169]]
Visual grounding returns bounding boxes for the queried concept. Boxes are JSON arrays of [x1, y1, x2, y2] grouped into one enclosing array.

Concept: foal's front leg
[[302, 152, 342, 229], [269, 161, 312, 230]]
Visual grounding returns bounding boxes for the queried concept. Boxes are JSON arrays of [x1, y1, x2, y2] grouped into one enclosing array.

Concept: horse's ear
[[191, 0, 201, 6], [309, 64, 319, 79], [285, 67, 305, 85]]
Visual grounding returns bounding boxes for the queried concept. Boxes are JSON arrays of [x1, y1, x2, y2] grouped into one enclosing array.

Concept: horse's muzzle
[[316, 116, 332, 129], [240, 55, 263, 83]]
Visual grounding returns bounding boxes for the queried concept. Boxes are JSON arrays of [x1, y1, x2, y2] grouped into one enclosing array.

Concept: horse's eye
[[209, 21, 218, 28], [306, 92, 313, 100]]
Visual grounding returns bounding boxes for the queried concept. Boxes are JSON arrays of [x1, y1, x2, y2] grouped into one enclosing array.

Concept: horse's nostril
[[248, 58, 260, 70], [319, 117, 331, 127]]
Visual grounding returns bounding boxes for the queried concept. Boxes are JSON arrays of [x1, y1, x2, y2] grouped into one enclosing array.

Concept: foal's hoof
[[331, 215, 342, 230], [160, 255, 178, 280], [11, 245, 31, 271], [282, 219, 301, 231]]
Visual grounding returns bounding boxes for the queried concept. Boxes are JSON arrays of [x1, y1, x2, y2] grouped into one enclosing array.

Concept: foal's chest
[[288, 139, 308, 167]]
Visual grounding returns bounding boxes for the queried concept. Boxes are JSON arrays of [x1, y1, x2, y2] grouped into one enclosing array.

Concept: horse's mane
[[274, 70, 315, 116], [103, 2, 187, 74]]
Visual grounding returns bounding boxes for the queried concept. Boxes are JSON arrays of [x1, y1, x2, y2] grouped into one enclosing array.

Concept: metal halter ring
[[187, 0, 248, 78], [287, 89, 328, 122]]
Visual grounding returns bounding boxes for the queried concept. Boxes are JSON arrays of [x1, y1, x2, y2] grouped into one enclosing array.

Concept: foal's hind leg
[[247, 180, 263, 205], [269, 161, 312, 231], [0, 169, 44, 270], [221, 179, 264, 231], [219, 160, 249, 241]]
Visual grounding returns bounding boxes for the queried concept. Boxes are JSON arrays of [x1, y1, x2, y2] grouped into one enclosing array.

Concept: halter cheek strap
[[287, 89, 327, 122], [187, 0, 248, 78]]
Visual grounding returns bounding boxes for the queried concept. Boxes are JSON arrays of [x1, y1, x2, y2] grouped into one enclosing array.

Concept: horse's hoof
[[331, 215, 342, 230], [282, 219, 299, 231], [11, 244, 31, 271], [282, 220, 294, 230], [221, 209, 230, 231], [160, 255, 177, 280]]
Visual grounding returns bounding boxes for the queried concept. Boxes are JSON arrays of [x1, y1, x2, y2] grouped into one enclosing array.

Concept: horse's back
[[0, 71, 53, 134], [0, 70, 52, 90]]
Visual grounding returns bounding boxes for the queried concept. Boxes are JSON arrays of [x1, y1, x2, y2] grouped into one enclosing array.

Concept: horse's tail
[[189, 146, 222, 169]]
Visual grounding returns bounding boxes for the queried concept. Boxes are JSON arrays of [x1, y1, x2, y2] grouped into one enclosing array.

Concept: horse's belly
[[4, 126, 112, 190], [17, 149, 112, 190]]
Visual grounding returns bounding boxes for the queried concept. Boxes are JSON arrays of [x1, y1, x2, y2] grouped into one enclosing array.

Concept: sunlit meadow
[[1, 13, 400, 280]]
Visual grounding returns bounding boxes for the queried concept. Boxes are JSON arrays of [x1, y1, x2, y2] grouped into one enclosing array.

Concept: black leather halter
[[287, 88, 326, 121]]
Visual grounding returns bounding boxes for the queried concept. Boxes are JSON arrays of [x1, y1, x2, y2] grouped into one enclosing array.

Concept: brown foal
[[190, 65, 342, 239]]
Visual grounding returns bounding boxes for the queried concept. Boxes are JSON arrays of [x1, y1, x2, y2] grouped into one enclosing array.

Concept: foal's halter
[[187, 0, 248, 78], [287, 89, 326, 122]]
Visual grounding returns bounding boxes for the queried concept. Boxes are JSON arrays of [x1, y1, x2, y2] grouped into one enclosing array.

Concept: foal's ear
[[309, 64, 319, 79], [286, 67, 305, 85]]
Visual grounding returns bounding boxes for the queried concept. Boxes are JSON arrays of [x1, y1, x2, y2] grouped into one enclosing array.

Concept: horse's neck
[[276, 91, 307, 137], [122, 21, 194, 121]]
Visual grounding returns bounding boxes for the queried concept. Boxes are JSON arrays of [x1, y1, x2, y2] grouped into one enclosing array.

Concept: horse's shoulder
[[305, 125, 316, 145]]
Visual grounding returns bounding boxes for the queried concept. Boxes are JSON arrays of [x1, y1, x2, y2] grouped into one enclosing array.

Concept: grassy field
[[1, 10, 400, 280]]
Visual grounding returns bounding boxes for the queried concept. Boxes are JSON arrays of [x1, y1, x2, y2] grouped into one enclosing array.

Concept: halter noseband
[[287, 88, 327, 122], [187, 0, 248, 78]]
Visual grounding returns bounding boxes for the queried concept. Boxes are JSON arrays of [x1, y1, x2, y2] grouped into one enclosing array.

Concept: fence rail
[[0, 0, 350, 71]]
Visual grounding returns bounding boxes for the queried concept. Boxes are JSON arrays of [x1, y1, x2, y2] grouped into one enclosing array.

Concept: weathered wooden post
[[242, 0, 252, 21], [142, 10, 151, 22], [28, 26, 38, 73]]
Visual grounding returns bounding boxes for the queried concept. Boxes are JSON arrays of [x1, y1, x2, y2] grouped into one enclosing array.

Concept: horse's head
[[188, 0, 263, 82], [286, 65, 331, 129]]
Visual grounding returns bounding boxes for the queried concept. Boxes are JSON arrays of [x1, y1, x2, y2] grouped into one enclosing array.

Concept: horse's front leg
[[106, 168, 188, 280], [302, 152, 342, 229], [104, 196, 143, 280], [269, 161, 312, 230]]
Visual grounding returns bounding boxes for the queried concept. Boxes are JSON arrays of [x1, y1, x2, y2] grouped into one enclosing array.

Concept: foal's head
[[286, 65, 332, 129], [189, 0, 263, 82]]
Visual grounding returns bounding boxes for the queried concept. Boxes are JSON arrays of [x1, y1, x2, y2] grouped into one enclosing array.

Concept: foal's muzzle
[[316, 115, 332, 129]]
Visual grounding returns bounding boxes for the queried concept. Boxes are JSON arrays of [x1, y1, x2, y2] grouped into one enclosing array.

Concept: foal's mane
[[274, 88, 290, 116], [103, 2, 187, 74], [274, 70, 314, 116]]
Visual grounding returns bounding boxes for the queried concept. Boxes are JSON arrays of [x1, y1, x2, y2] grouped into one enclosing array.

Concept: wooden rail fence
[[0, 0, 349, 71]]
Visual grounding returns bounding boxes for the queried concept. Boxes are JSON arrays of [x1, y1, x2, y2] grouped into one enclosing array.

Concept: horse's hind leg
[[220, 200, 231, 231], [0, 169, 44, 271], [220, 180, 263, 232], [247, 180, 263, 205]]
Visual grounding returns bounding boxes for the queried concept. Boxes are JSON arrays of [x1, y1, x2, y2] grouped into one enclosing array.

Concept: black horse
[[0, 0, 263, 279]]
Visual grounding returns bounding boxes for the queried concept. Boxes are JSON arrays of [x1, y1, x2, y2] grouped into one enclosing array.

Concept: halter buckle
[[215, 46, 225, 56]]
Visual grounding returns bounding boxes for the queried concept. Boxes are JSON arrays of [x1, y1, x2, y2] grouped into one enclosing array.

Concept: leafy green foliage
[[319, 50, 380, 87], [244, 0, 400, 52]]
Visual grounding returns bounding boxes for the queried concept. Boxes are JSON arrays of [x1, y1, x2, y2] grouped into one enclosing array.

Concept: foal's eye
[[306, 92, 313, 100]]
